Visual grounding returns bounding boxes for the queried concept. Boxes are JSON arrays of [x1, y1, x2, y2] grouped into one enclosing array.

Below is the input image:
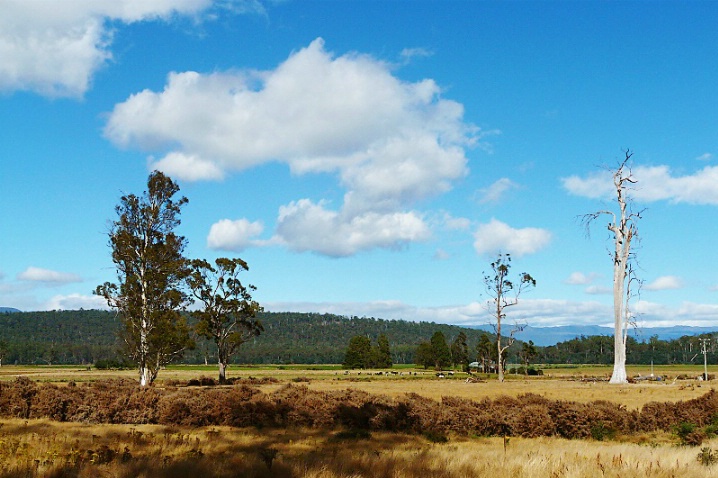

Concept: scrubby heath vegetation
[[2, 310, 718, 367], [1, 377, 718, 442], [2, 378, 718, 476]]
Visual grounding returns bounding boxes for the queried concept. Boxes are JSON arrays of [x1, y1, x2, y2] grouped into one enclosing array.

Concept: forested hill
[[2, 310, 717, 366], [0, 310, 496, 365], [233, 312, 494, 364]]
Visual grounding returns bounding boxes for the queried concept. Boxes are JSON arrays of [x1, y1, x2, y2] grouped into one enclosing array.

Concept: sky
[[1, 0, 718, 331]]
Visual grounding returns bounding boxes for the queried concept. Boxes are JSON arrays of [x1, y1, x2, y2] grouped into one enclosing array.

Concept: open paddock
[[0, 364, 715, 410]]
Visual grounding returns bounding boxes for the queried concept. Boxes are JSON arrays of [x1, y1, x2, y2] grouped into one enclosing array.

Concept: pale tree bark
[[582, 151, 642, 384], [484, 254, 535, 383]]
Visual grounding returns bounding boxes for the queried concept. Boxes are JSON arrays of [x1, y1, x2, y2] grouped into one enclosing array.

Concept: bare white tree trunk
[[496, 318, 504, 382], [584, 151, 640, 385]]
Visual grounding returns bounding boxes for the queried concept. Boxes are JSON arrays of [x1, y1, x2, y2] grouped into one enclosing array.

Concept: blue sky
[[1, 1, 718, 330]]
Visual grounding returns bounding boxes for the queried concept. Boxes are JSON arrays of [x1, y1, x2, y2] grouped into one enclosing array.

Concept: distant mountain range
[[468, 324, 718, 346], [0, 307, 20, 313]]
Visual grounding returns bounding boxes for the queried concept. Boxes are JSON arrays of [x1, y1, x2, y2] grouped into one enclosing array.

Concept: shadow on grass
[[0, 419, 429, 478]]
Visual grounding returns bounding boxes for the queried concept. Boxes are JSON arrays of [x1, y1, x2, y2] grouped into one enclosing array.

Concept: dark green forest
[[0, 310, 717, 367]]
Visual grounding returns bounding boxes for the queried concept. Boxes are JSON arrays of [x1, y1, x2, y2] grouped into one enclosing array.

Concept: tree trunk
[[218, 361, 227, 384], [496, 336, 504, 382], [139, 364, 152, 387], [609, 217, 631, 384]]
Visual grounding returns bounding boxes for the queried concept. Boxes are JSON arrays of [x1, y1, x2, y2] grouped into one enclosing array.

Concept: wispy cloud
[[563, 164, 718, 205], [478, 178, 518, 204], [564, 271, 600, 285], [400, 47, 434, 64], [644, 275, 684, 291], [17, 267, 81, 284]]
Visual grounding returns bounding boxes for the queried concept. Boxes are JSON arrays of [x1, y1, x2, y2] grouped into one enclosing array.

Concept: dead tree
[[582, 150, 642, 384]]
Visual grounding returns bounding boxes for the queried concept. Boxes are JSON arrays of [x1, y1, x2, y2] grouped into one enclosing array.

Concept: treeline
[[0, 310, 497, 366], [539, 334, 718, 366], [1, 310, 717, 366]]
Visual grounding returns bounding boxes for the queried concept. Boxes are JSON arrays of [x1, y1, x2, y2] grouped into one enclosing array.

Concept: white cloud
[[478, 178, 518, 204], [644, 275, 684, 291], [45, 293, 108, 311], [697, 153, 713, 161], [264, 298, 612, 328], [473, 219, 552, 258], [564, 271, 599, 285], [107, 38, 478, 256], [436, 211, 471, 231], [562, 164, 718, 205], [0, 0, 221, 97], [149, 152, 225, 181], [273, 199, 431, 257], [265, 297, 718, 328], [17, 267, 82, 284], [585, 285, 612, 295], [207, 218, 264, 251]]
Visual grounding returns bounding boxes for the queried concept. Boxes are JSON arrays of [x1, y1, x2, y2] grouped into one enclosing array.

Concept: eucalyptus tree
[[483, 253, 535, 382], [430, 331, 452, 370], [476, 333, 494, 373], [450, 331, 470, 371], [187, 257, 263, 383], [373, 333, 393, 368], [95, 171, 194, 387], [343, 335, 372, 369], [582, 151, 642, 384]]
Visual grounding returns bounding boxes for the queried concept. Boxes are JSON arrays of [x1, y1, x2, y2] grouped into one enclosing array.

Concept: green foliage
[[343, 336, 372, 369], [519, 340, 537, 373], [414, 342, 434, 369], [675, 422, 705, 446], [3, 309, 718, 367], [590, 422, 616, 441], [697, 447, 718, 466], [430, 331, 451, 370], [188, 257, 263, 382], [373, 334, 393, 368], [450, 331, 470, 371], [95, 171, 194, 385]]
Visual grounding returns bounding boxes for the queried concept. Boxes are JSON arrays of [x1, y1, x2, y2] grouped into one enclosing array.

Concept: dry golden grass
[[257, 376, 716, 410], [1, 364, 716, 411], [1, 418, 718, 477]]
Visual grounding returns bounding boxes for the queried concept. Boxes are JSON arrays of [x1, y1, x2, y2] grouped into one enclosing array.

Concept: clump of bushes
[[2, 377, 718, 441]]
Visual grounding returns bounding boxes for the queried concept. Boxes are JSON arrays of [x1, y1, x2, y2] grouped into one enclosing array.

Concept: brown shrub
[[0, 376, 38, 418], [509, 404, 555, 437]]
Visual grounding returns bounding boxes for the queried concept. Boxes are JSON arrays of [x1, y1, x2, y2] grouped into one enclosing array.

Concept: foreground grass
[[0, 418, 717, 477]]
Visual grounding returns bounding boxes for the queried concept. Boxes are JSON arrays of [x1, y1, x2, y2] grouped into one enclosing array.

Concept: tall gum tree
[[95, 171, 194, 387], [187, 257, 263, 383], [483, 253, 535, 382], [582, 151, 642, 384]]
